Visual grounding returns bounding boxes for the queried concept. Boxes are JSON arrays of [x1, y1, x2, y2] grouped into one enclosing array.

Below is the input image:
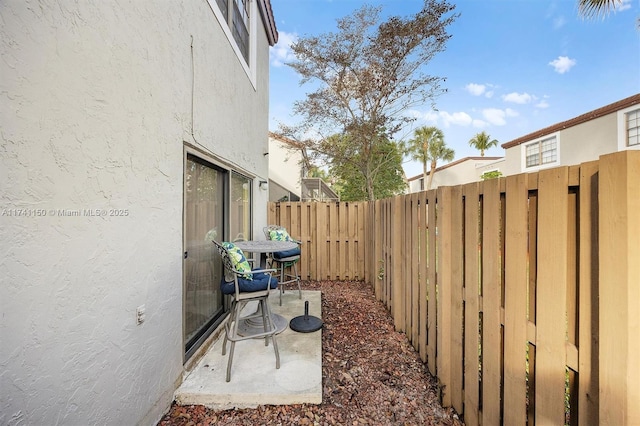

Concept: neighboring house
[[1, 1, 277, 425], [407, 93, 640, 192], [268, 132, 303, 201], [268, 132, 339, 202], [501, 93, 640, 176], [407, 157, 504, 192]]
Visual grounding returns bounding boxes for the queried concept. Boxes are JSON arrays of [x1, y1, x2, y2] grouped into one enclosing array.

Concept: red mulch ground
[[159, 280, 464, 426]]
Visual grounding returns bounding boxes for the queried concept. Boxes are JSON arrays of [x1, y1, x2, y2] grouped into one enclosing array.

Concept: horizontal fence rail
[[267, 150, 639, 425]]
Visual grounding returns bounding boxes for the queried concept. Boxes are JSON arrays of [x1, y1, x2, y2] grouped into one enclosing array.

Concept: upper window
[[617, 105, 640, 151], [209, 0, 257, 87], [214, 0, 250, 64], [525, 136, 558, 168], [625, 108, 639, 147]]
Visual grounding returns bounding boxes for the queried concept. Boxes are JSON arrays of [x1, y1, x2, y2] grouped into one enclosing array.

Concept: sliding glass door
[[183, 153, 254, 359], [184, 154, 225, 358]]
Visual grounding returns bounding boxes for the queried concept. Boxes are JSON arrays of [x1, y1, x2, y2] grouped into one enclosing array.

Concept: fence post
[[598, 150, 640, 425]]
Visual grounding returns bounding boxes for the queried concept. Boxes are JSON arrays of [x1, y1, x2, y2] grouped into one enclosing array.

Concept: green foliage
[[406, 126, 444, 178], [329, 133, 406, 201], [468, 131, 498, 157], [481, 170, 503, 180], [425, 138, 455, 190]]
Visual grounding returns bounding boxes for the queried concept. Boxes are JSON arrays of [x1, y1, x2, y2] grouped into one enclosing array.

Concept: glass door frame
[[182, 145, 255, 362]]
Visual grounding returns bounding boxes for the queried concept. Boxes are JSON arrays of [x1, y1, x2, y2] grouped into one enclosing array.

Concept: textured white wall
[[268, 137, 302, 197], [0, 0, 271, 425], [407, 158, 505, 192], [502, 111, 623, 175]]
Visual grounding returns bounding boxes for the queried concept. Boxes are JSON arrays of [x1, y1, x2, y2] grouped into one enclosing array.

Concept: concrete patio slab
[[175, 290, 322, 410]]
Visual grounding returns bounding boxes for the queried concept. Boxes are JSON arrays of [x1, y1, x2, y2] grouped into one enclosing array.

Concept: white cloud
[[466, 83, 495, 98], [536, 100, 550, 109], [412, 106, 516, 129], [482, 108, 515, 126], [503, 92, 533, 104], [466, 83, 486, 96], [270, 31, 298, 67], [617, 0, 632, 12], [411, 109, 473, 127], [549, 56, 576, 74], [440, 111, 473, 127], [553, 16, 566, 29]]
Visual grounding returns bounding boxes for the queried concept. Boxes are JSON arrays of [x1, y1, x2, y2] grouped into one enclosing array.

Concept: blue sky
[[268, 0, 639, 177]]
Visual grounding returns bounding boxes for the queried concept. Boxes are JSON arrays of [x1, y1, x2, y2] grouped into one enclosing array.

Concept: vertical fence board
[[392, 196, 405, 331], [578, 161, 599, 425], [419, 192, 429, 362], [463, 182, 481, 426], [315, 203, 326, 280], [598, 151, 640, 425], [503, 173, 529, 425], [404, 195, 413, 341], [482, 177, 502, 425], [338, 203, 346, 279], [411, 193, 421, 347], [427, 190, 437, 375], [349, 203, 357, 279], [437, 186, 453, 406], [535, 167, 569, 425], [383, 199, 392, 307], [450, 185, 465, 414], [300, 202, 311, 280], [374, 200, 383, 299], [329, 203, 338, 279]]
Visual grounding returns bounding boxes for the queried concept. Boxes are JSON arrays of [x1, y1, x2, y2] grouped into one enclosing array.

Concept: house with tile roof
[[407, 93, 640, 192], [501, 93, 640, 175]]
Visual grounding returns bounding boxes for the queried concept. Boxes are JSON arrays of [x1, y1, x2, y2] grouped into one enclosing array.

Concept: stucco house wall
[[1, 1, 274, 425], [268, 134, 302, 201], [408, 157, 504, 192]]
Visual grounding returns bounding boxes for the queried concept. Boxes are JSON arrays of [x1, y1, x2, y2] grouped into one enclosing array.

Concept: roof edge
[[407, 156, 504, 181], [258, 0, 278, 46], [502, 93, 640, 149]]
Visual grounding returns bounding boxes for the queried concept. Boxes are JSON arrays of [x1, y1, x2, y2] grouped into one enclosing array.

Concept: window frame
[[522, 133, 560, 171], [207, 0, 257, 88], [617, 105, 640, 151]]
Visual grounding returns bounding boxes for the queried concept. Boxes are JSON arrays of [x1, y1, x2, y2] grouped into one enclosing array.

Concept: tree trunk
[[427, 160, 437, 190], [367, 176, 376, 201]]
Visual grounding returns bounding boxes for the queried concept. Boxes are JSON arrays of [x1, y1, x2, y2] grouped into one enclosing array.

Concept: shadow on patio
[[160, 281, 462, 425], [175, 289, 323, 410]]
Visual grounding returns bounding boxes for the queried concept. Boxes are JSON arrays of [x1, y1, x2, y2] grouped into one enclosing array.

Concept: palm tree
[[406, 126, 444, 189], [468, 131, 498, 157], [426, 139, 455, 190], [578, 0, 623, 18]]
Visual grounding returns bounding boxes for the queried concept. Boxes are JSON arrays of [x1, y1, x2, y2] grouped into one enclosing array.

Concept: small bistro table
[[232, 239, 299, 335]]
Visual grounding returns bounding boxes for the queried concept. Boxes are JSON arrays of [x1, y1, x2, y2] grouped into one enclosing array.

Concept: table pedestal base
[[237, 313, 288, 337]]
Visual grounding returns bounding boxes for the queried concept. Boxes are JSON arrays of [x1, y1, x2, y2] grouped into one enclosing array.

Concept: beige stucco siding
[[269, 137, 302, 197], [0, 1, 271, 425], [558, 113, 617, 166]]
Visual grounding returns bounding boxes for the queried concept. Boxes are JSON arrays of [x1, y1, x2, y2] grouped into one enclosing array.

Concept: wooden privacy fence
[[267, 200, 367, 281], [268, 150, 639, 425]]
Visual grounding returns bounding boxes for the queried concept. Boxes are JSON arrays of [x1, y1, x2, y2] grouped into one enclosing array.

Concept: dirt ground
[[159, 280, 464, 426]]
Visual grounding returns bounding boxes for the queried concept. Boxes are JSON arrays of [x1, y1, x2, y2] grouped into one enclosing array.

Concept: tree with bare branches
[[276, 0, 458, 201]]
